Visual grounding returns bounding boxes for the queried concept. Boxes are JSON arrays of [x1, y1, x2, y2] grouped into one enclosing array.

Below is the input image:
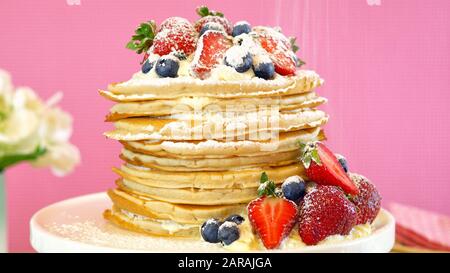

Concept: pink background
[[1, 0, 449, 252]]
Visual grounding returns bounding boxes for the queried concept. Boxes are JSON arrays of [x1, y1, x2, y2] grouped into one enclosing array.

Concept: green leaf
[[126, 20, 156, 55], [303, 154, 312, 169], [196, 5, 224, 17], [196, 5, 210, 17], [260, 172, 269, 184], [289, 37, 299, 53], [296, 58, 306, 67], [0, 146, 46, 172], [257, 180, 277, 197], [311, 149, 322, 166]]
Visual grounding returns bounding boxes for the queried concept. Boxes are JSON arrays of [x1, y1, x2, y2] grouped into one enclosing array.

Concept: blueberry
[[224, 214, 245, 225], [281, 175, 306, 203], [335, 154, 348, 172], [199, 22, 225, 36], [201, 218, 221, 243], [252, 55, 275, 80], [155, 55, 179, 78], [232, 21, 251, 37], [224, 46, 252, 73], [218, 221, 240, 245], [141, 59, 154, 74]]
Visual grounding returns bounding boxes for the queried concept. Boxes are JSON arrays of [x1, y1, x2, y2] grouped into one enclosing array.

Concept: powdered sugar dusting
[[45, 219, 222, 252]]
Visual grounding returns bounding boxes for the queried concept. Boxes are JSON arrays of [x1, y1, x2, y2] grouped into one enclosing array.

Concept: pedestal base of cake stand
[[30, 192, 395, 253]]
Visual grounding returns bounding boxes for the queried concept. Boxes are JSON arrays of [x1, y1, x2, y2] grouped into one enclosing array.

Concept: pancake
[[117, 179, 259, 205], [121, 128, 325, 157], [105, 109, 328, 141], [116, 163, 306, 189], [108, 189, 246, 224], [105, 92, 327, 120], [120, 148, 299, 171], [104, 207, 199, 237], [103, 70, 323, 100]]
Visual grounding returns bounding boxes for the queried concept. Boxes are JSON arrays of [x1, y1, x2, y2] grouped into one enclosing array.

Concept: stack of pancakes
[[100, 70, 328, 237]]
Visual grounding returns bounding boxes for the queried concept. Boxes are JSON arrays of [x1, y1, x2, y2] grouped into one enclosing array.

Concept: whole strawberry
[[159, 17, 192, 31], [194, 6, 232, 35], [298, 185, 357, 245], [247, 172, 298, 249], [299, 141, 359, 195], [348, 173, 381, 225], [152, 25, 197, 56], [126, 18, 197, 58]]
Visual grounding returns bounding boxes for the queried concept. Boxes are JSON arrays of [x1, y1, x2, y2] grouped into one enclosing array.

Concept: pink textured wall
[[1, 0, 449, 252]]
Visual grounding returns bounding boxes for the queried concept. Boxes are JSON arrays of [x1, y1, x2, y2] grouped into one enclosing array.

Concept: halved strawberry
[[190, 30, 232, 79], [298, 185, 357, 245], [152, 26, 197, 56], [299, 142, 359, 195], [253, 27, 296, 76], [348, 173, 381, 225], [248, 196, 298, 249]]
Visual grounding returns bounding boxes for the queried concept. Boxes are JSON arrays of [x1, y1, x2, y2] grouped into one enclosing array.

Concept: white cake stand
[[30, 192, 395, 253]]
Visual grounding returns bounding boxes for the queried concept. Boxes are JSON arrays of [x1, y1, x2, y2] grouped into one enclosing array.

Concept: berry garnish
[[195, 6, 232, 35], [247, 172, 298, 249], [298, 185, 357, 245], [199, 22, 225, 36], [155, 55, 179, 78], [152, 26, 197, 56], [299, 141, 359, 195], [190, 30, 232, 79], [159, 17, 191, 31], [254, 26, 297, 76], [218, 221, 240, 245], [224, 214, 245, 225], [224, 46, 253, 73], [141, 59, 154, 74], [252, 54, 275, 80], [200, 218, 222, 243], [126, 21, 157, 54], [281, 175, 306, 203], [348, 173, 381, 225], [335, 153, 349, 173], [232, 21, 251, 37]]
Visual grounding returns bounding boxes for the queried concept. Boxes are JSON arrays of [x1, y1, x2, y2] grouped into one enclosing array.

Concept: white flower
[[0, 69, 80, 176]]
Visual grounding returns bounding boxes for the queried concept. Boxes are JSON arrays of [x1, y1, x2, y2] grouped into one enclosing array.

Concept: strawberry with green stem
[[247, 172, 298, 249], [194, 5, 232, 35], [299, 141, 359, 195]]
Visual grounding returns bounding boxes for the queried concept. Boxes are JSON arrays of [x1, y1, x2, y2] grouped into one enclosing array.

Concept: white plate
[[30, 192, 395, 253]]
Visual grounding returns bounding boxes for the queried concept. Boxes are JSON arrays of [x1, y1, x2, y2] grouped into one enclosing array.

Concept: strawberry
[[190, 30, 232, 79], [194, 5, 232, 35], [126, 19, 196, 58], [159, 17, 192, 31], [253, 26, 296, 76], [299, 142, 359, 195], [298, 185, 357, 245], [152, 26, 197, 56], [348, 173, 381, 225], [195, 16, 232, 35], [247, 172, 298, 249], [248, 197, 298, 249]]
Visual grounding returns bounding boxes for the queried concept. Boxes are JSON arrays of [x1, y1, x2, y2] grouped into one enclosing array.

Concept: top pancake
[[102, 70, 323, 101]]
